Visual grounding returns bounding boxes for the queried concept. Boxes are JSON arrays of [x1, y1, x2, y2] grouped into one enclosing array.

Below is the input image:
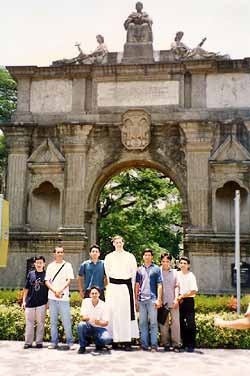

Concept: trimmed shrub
[[1, 304, 250, 348], [195, 294, 250, 314], [196, 312, 250, 349]]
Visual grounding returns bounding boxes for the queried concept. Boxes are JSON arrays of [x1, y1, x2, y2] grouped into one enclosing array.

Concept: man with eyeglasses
[[45, 246, 75, 350], [177, 256, 198, 353]]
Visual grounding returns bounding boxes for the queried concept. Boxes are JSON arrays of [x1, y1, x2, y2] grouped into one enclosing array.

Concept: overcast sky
[[1, 0, 250, 67]]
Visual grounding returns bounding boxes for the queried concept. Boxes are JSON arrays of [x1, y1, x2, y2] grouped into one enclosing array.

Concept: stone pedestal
[[122, 42, 154, 64]]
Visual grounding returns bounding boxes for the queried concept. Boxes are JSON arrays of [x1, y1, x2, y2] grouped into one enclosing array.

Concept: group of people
[[22, 235, 199, 353]]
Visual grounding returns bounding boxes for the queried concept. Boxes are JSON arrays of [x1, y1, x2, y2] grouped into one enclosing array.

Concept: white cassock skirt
[[106, 282, 139, 342]]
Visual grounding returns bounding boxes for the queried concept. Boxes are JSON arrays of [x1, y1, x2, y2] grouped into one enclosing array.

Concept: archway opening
[[96, 167, 183, 263]]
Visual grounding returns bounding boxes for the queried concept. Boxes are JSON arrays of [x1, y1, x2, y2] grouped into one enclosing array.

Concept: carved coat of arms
[[121, 110, 151, 150]]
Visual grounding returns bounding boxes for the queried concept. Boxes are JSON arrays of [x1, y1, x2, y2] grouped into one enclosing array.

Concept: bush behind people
[[1, 300, 250, 348]]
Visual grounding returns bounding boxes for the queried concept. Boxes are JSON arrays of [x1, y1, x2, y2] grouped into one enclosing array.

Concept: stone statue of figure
[[171, 31, 229, 60], [52, 35, 108, 66], [124, 2, 153, 43], [171, 31, 189, 59]]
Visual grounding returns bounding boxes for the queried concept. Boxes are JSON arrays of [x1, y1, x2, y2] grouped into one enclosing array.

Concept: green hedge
[[1, 290, 249, 312], [1, 304, 250, 348]]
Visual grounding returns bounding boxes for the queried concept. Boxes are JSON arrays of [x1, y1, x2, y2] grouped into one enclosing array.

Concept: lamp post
[[234, 190, 241, 315]]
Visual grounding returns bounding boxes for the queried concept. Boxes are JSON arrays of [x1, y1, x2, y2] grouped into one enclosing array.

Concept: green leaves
[[0, 66, 17, 123], [97, 168, 182, 262]]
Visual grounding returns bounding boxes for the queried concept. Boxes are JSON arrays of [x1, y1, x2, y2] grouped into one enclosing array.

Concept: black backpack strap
[[52, 262, 66, 282]]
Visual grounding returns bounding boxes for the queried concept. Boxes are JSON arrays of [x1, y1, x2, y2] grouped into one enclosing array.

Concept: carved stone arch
[[213, 179, 250, 233], [85, 159, 188, 247], [29, 176, 63, 194], [28, 180, 62, 232]]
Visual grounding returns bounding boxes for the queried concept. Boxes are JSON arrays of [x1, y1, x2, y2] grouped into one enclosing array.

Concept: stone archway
[[85, 159, 188, 249]]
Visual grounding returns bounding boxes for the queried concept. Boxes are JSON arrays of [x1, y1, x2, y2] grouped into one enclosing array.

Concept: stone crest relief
[[121, 110, 151, 150]]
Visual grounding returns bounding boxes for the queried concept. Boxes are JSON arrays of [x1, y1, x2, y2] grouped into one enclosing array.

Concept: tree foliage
[[0, 66, 17, 123], [97, 168, 183, 263], [0, 67, 15, 192]]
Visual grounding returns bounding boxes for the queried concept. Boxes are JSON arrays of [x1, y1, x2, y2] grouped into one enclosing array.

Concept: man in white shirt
[[177, 256, 198, 352], [77, 286, 112, 354], [45, 246, 75, 350], [104, 235, 139, 351]]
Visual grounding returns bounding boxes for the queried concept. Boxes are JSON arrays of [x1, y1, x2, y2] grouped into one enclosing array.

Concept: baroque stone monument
[[1, 3, 250, 294], [122, 1, 154, 63]]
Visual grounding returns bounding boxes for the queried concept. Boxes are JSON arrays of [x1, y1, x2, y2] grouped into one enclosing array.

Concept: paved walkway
[[0, 341, 249, 376]]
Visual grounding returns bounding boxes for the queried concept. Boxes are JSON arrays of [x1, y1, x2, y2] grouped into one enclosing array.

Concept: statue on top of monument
[[124, 2, 153, 43], [171, 31, 230, 60], [52, 34, 108, 66]]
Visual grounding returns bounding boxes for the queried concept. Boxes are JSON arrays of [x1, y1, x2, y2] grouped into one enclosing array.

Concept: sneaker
[[187, 347, 195, 353], [173, 347, 181, 353], [48, 343, 57, 350], [36, 344, 43, 349], [68, 343, 77, 350], [164, 346, 171, 352], [151, 346, 158, 353], [124, 344, 132, 351], [95, 345, 109, 351], [112, 342, 119, 350], [140, 346, 149, 351], [78, 347, 86, 354], [23, 344, 32, 349]]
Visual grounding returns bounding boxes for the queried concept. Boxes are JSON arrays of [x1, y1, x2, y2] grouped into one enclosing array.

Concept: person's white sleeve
[[66, 262, 74, 280], [45, 264, 52, 281], [80, 300, 88, 316], [190, 272, 198, 292]]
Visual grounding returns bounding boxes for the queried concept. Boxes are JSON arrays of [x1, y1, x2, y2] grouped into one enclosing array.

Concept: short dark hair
[[35, 255, 45, 263], [161, 253, 172, 261], [89, 244, 100, 253], [179, 256, 190, 265], [143, 248, 153, 256], [53, 246, 64, 253], [96, 34, 104, 43], [89, 286, 101, 293]]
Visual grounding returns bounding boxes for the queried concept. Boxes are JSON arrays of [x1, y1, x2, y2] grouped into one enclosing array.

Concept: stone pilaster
[[5, 126, 33, 230], [180, 122, 213, 231], [13, 78, 33, 122], [57, 124, 93, 237]]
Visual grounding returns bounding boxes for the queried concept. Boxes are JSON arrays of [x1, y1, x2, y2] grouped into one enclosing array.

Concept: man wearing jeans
[[159, 253, 181, 352], [136, 249, 162, 352], [77, 286, 112, 354], [45, 246, 75, 350]]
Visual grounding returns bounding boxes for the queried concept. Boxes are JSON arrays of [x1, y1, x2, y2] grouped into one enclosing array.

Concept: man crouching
[[77, 286, 112, 354]]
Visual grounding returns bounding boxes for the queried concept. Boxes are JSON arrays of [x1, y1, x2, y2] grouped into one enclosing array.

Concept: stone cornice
[[2, 111, 250, 129], [6, 57, 250, 81]]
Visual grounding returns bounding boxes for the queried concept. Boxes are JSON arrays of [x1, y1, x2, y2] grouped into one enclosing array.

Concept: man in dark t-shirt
[[78, 245, 106, 301], [22, 255, 48, 349]]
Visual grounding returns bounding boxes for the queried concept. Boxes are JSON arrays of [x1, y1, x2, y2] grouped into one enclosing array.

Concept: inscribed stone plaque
[[97, 81, 179, 107], [206, 73, 250, 108], [30, 79, 72, 113]]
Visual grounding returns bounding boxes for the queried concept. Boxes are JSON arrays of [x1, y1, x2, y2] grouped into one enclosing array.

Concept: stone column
[[180, 122, 213, 231], [5, 126, 33, 230], [58, 124, 93, 237]]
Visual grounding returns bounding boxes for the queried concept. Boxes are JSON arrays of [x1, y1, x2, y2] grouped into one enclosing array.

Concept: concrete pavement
[[0, 341, 249, 376]]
